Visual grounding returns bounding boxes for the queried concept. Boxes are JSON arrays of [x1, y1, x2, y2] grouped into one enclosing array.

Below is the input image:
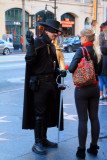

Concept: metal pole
[[45, 4, 47, 22], [54, 0, 56, 20], [58, 77, 64, 143]]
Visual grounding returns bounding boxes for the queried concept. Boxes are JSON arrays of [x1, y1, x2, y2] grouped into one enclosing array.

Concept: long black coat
[[22, 32, 64, 130]]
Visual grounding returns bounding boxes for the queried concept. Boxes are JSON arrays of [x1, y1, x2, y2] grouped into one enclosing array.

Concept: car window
[[75, 37, 80, 41], [67, 38, 73, 42], [0, 40, 4, 44]]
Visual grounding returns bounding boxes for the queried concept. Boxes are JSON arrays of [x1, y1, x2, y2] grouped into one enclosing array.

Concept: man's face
[[45, 31, 58, 41], [58, 31, 62, 35]]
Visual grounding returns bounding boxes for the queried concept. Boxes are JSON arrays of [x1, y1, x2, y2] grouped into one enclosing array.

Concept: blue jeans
[[98, 76, 107, 91]]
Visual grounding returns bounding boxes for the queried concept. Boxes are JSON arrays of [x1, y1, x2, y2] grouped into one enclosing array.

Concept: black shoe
[[32, 143, 47, 155], [87, 143, 99, 156], [76, 147, 86, 159], [42, 139, 58, 148]]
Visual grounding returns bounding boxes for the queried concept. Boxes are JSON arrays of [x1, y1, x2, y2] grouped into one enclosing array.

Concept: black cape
[[22, 34, 64, 131]]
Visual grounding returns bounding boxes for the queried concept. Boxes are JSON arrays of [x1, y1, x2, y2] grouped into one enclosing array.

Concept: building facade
[[0, 0, 105, 49]]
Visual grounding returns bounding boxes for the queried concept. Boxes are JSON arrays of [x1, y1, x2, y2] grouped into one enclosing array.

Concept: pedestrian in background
[[22, 19, 66, 155], [52, 38, 65, 70], [52, 24, 65, 70], [69, 28, 102, 159], [20, 35, 23, 50], [6, 35, 12, 43], [98, 46, 107, 100], [99, 23, 107, 47], [99, 25, 107, 99], [56, 24, 64, 49]]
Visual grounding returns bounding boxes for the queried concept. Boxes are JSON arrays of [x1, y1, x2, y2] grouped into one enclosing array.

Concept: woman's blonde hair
[[80, 28, 102, 62]]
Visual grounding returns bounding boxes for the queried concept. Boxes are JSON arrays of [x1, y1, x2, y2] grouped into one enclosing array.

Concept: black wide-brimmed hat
[[40, 19, 62, 32]]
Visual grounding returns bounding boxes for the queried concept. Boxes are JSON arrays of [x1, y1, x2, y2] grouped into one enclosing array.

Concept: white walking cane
[[57, 75, 66, 143]]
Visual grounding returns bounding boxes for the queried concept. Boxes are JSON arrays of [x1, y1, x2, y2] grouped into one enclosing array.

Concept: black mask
[[45, 26, 58, 33]]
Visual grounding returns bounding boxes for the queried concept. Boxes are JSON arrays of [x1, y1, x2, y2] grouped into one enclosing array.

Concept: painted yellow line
[[0, 59, 24, 62]]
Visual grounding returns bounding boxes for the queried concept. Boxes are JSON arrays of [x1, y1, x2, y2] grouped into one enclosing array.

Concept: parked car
[[0, 39, 14, 55], [62, 36, 82, 53], [63, 36, 74, 43]]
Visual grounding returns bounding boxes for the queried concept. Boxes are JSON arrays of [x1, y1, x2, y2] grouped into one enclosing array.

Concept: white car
[[0, 39, 14, 55]]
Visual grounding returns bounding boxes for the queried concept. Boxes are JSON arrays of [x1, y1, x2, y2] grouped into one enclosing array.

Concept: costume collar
[[83, 42, 93, 47], [42, 31, 51, 44]]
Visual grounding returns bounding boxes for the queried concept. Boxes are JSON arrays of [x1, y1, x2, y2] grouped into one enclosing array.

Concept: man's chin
[[53, 36, 57, 40]]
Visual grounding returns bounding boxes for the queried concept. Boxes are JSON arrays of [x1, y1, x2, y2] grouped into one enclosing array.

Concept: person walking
[[69, 28, 102, 159], [20, 35, 23, 50], [98, 46, 107, 99], [99, 25, 107, 99], [22, 19, 66, 155]]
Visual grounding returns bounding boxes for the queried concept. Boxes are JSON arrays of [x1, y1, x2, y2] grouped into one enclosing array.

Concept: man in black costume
[[22, 19, 66, 155]]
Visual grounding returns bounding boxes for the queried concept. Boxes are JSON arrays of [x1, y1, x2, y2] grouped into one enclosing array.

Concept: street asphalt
[[0, 51, 107, 160], [11, 49, 25, 55]]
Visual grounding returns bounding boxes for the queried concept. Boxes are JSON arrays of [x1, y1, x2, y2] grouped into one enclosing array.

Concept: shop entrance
[[5, 8, 29, 49], [61, 13, 75, 37]]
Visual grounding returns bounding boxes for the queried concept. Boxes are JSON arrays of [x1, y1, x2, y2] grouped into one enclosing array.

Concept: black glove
[[26, 31, 34, 44], [60, 70, 67, 77], [57, 68, 67, 77]]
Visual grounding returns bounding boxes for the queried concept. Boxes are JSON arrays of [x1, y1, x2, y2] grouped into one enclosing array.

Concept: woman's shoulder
[[85, 46, 95, 55], [76, 47, 83, 55], [71, 47, 83, 60]]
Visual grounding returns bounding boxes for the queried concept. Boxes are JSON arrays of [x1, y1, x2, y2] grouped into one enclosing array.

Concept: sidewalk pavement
[[0, 74, 107, 160], [11, 49, 25, 55]]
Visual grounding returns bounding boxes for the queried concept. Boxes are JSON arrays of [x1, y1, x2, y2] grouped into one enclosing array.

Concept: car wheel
[[3, 48, 10, 55], [67, 46, 73, 53]]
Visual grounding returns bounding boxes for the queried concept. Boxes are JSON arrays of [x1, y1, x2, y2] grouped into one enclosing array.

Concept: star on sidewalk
[[0, 132, 9, 141], [63, 104, 73, 108], [64, 112, 78, 121], [0, 116, 11, 122]]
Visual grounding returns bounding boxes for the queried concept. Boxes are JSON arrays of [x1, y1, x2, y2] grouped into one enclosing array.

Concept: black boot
[[42, 123, 58, 148], [32, 143, 46, 155], [76, 147, 86, 159], [42, 138, 58, 148], [87, 143, 99, 156], [32, 116, 47, 155]]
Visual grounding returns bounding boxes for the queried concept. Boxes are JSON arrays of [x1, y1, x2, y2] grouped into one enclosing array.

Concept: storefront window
[[5, 8, 29, 49], [61, 13, 75, 37], [85, 17, 90, 28], [35, 10, 54, 37], [15, 9, 19, 21]]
